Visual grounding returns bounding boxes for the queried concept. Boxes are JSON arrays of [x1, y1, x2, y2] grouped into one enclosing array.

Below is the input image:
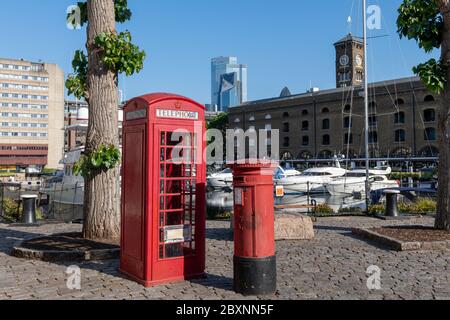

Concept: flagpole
[[363, 0, 370, 212]]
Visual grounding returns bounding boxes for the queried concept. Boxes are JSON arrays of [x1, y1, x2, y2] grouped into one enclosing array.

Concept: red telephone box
[[120, 93, 206, 287]]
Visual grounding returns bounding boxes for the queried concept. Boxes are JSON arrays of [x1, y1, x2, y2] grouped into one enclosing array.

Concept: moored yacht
[[325, 171, 399, 196], [274, 158, 347, 194]]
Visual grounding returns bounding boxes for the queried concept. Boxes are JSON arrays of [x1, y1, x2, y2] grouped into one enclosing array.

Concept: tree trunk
[[83, 0, 120, 240], [436, 0, 450, 230]]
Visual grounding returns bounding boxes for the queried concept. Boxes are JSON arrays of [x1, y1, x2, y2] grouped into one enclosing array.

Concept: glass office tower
[[211, 57, 247, 112]]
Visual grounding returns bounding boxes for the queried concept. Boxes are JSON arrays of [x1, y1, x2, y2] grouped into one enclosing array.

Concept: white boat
[[275, 161, 347, 194], [207, 166, 301, 190], [207, 168, 233, 189], [41, 146, 85, 206], [325, 172, 399, 196]]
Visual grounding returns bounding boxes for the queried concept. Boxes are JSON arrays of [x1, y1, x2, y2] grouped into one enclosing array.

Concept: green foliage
[[94, 31, 146, 76], [66, 50, 88, 100], [397, 0, 442, 53], [1, 197, 43, 222], [73, 145, 120, 178], [368, 204, 385, 215], [315, 204, 335, 214], [369, 198, 437, 215], [67, 0, 131, 28], [411, 198, 437, 213], [337, 207, 363, 214], [207, 112, 229, 131], [413, 58, 447, 94]]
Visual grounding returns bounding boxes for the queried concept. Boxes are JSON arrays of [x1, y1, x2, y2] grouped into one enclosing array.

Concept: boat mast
[[363, 0, 370, 210]]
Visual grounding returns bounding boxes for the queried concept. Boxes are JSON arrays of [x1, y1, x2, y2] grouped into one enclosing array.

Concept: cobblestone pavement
[[0, 216, 449, 300]]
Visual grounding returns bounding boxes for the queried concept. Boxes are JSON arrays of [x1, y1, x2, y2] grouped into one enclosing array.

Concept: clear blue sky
[[0, 0, 439, 104]]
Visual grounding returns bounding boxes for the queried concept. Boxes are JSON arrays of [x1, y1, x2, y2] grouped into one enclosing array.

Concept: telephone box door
[[152, 124, 205, 282]]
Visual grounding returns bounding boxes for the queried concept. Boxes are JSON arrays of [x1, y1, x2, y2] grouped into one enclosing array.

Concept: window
[[369, 101, 377, 110], [283, 112, 289, 118], [343, 116, 352, 128], [302, 121, 309, 131], [369, 131, 378, 143], [283, 122, 290, 133], [344, 104, 351, 113], [424, 95, 435, 102], [302, 136, 309, 146], [394, 112, 405, 124], [344, 133, 353, 144], [424, 128, 436, 141], [423, 109, 436, 122], [322, 134, 330, 145], [302, 110, 308, 116], [322, 108, 330, 114], [248, 116, 255, 122], [283, 137, 290, 147], [395, 129, 406, 142], [369, 114, 377, 127], [322, 119, 330, 130], [265, 114, 272, 120], [395, 98, 405, 106]]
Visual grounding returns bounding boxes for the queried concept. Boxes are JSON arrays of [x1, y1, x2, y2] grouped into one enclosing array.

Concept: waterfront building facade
[[228, 35, 439, 164]]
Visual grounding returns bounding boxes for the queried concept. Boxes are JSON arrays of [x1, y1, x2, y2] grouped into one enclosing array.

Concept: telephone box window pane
[[185, 165, 191, 177], [160, 228, 164, 242], [166, 212, 183, 226], [160, 212, 164, 226], [165, 243, 183, 258], [160, 148, 165, 161], [166, 163, 183, 177], [159, 245, 164, 259], [166, 180, 181, 194], [161, 132, 165, 145], [160, 181, 164, 194], [166, 195, 182, 210]]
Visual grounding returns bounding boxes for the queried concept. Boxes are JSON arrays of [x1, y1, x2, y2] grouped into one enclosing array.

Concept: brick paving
[[0, 216, 449, 300]]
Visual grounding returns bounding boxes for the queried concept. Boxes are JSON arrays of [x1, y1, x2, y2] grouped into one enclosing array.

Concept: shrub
[[0, 197, 43, 222], [412, 198, 436, 214], [338, 207, 363, 214], [368, 204, 385, 215], [315, 204, 334, 215]]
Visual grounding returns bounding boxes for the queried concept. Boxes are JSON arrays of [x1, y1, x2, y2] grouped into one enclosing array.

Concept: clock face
[[356, 55, 363, 66], [339, 55, 350, 66]]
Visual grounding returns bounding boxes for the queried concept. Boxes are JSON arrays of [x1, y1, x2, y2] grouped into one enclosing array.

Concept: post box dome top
[[227, 159, 278, 169], [132, 92, 205, 110]]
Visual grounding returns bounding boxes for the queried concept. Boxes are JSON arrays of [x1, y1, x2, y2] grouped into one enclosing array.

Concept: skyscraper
[[211, 56, 247, 112]]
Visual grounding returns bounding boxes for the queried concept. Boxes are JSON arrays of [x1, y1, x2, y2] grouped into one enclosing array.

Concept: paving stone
[[0, 217, 449, 300]]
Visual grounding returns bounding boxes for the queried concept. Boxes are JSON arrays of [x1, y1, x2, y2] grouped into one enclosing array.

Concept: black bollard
[[21, 195, 38, 224], [383, 190, 400, 217]]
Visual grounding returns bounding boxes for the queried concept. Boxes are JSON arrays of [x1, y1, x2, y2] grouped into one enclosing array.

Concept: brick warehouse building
[[228, 35, 439, 163]]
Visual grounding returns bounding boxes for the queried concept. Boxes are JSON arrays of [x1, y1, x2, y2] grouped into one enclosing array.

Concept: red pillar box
[[120, 93, 206, 287], [229, 160, 277, 296]]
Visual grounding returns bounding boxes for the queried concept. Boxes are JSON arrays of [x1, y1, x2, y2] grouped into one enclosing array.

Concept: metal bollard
[[21, 194, 38, 224], [383, 190, 400, 217]]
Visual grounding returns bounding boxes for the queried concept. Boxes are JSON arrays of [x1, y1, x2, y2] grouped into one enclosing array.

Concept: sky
[[0, 0, 439, 104]]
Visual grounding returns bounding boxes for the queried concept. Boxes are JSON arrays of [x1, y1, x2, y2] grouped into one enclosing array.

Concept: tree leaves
[[413, 58, 447, 94], [65, 50, 88, 100], [94, 31, 146, 76], [73, 145, 121, 178], [397, 0, 443, 53]]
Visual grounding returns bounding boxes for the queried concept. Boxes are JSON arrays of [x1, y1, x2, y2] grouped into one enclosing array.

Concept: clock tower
[[334, 33, 365, 88]]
